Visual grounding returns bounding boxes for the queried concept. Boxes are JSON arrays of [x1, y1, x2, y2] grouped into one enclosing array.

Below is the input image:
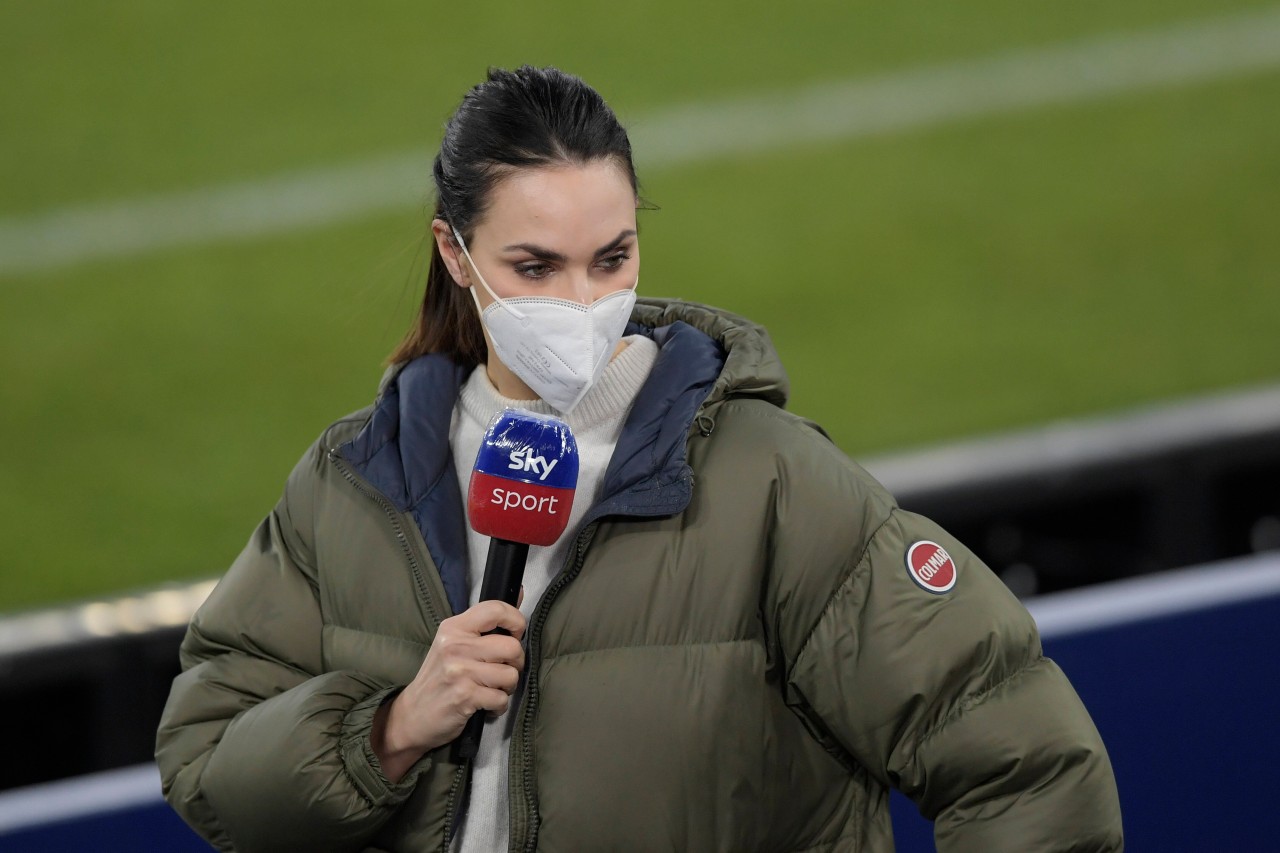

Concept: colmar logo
[[905, 541, 957, 594]]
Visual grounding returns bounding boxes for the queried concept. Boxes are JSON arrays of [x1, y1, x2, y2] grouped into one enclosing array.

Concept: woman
[[156, 66, 1122, 852]]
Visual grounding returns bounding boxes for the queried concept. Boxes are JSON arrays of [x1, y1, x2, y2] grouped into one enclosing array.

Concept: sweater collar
[[457, 335, 659, 436]]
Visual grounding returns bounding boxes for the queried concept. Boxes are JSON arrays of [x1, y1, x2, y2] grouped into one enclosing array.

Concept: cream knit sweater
[[448, 335, 658, 852]]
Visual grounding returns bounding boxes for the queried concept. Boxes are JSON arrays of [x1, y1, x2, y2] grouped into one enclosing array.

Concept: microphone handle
[[453, 538, 529, 762]]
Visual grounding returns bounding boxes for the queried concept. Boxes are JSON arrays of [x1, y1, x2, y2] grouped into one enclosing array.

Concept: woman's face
[[434, 159, 639, 308], [432, 159, 640, 400]]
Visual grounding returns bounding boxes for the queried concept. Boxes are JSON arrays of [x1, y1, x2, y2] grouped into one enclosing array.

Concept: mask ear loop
[[452, 227, 530, 325]]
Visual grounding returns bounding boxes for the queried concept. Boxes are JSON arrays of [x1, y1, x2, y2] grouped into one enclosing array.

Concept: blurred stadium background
[[2, 2, 1278, 850]]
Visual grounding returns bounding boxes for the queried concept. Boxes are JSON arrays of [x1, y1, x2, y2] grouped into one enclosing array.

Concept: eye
[[514, 261, 553, 279], [598, 251, 631, 271]]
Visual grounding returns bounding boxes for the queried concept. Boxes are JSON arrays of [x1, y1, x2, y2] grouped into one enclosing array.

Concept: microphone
[[453, 408, 579, 761]]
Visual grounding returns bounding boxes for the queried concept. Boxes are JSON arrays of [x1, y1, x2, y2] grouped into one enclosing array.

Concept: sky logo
[[508, 448, 559, 481]]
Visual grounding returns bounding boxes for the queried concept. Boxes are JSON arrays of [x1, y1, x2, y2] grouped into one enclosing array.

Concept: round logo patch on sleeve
[[905, 540, 957, 594]]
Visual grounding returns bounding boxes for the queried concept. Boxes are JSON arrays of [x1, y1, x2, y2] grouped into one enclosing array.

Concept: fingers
[[472, 660, 521, 695], [479, 633, 525, 670], [453, 599, 528, 640], [469, 685, 514, 716], [440, 657, 520, 694], [433, 623, 524, 669], [442, 662, 519, 716]]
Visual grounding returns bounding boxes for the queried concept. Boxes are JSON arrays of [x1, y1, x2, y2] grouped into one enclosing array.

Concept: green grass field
[[2, 1, 1278, 611]]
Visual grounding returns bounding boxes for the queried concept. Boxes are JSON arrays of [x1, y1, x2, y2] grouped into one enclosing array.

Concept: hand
[[372, 599, 527, 782]]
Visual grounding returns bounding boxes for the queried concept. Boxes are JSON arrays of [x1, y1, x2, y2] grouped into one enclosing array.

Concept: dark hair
[[389, 66, 639, 367]]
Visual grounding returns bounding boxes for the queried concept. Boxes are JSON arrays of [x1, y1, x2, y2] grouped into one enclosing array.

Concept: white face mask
[[453, 229, 638, 413]]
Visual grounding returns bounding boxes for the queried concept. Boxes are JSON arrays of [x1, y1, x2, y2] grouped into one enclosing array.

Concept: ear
[[431, 219, 470, 287]]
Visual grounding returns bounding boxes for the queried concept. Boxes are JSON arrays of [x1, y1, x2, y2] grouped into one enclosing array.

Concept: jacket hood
[[630, 297, 790, 416]]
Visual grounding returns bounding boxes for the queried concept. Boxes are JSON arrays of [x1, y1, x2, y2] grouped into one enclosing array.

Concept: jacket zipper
[[508, 522, 600, 853], [327, 448, 442, 626], [327, 448, 468, 847], [440, 761, 469, 853]]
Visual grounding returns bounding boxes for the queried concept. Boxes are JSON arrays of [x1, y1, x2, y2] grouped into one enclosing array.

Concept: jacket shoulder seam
[[715, 400, 874, 484], [792, 509, 897, 667], [716, 398, 815, 430]]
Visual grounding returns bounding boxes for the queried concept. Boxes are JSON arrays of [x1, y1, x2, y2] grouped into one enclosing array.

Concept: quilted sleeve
[[154, 440, 428, 852], [786, 507, 1123, 852]]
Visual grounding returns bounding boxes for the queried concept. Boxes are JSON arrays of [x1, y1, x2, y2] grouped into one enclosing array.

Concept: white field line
[[1027, 551, 1280, 638], [0, 764, 161, 834], [3, 6, 1280, 277]]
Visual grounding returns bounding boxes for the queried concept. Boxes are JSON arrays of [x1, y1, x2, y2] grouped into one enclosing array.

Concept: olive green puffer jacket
[[156, 298, 1122, 852]]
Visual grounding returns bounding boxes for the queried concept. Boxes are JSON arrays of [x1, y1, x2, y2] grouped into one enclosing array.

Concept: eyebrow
[[502, 229, 637, 262]]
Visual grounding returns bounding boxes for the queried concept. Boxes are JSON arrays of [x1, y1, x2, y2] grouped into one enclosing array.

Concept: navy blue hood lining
[[338, 322, 726, 617], [600, 321, 724, 513], [339, 357, 473, 616]]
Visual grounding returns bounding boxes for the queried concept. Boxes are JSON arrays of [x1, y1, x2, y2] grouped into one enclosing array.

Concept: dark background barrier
[[864, 385, 1280, 596], [0, 627, 185, 792]]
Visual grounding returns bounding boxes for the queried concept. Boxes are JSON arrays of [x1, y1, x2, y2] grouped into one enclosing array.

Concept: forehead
[[472, 161, 637, 250]]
